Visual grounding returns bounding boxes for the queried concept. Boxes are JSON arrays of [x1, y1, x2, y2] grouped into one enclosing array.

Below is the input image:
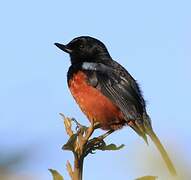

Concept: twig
[[60, 114, 123, 180], [66, 160, 74, 179]]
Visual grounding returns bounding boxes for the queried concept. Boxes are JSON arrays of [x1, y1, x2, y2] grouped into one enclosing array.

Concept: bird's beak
[[54, 43, 72, 54]]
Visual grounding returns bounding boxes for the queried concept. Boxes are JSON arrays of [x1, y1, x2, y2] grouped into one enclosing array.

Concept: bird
[[55, 36, 176, 176]]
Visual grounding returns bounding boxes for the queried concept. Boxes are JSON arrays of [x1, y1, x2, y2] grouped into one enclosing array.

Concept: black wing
[[81, 61, 146, 122]]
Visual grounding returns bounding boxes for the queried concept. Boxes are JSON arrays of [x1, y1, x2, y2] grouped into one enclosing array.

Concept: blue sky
[[0, 0, 191, 179]]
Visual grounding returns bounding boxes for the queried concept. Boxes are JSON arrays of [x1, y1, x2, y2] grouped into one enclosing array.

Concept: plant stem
[[62, 116, 116, 180], [74, 158, 84, 180]]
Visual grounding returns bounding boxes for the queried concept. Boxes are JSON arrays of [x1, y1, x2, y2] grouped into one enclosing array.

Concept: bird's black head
[[55, 36, 111, 64]]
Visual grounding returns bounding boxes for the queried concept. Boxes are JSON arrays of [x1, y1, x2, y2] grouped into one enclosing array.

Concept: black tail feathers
[[130, 113, 177, 176], [143, 114, 177, 176]]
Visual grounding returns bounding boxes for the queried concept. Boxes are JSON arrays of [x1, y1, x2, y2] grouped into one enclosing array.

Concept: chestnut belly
[[68, 71, 126, 130]]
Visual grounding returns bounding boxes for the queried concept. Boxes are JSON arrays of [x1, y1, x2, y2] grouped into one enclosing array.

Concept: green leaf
[[135, 175, 157, 180], [49, 169, 64, 180], [62, 134, 78, 151], [99, 143, 125, 151], [85, 138, 125, 156]]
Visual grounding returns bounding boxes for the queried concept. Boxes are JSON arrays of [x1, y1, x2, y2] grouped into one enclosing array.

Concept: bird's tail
[[143, 114, 177, 176]]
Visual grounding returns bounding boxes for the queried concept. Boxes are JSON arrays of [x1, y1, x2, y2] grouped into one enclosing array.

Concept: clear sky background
[[0, 0, 191, 179]]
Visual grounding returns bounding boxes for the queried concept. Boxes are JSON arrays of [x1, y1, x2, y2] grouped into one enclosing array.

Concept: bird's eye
[[79, 44, 85, 49]]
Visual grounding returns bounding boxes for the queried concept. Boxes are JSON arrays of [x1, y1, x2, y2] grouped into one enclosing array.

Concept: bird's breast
[[68, 70, 126, 130]]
